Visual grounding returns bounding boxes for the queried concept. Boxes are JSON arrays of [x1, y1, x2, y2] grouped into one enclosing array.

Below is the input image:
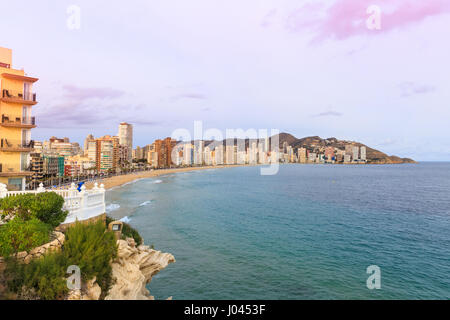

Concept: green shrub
[[30, 193, 67, 228], [0, 218, 51, 257], [0, 192, 67, 228], [64, 221, 117, 296], [5, 221, 118, 300], [121, 222, 143, 246], [5, 252, 68, 300], [0, 194, 34, 222]]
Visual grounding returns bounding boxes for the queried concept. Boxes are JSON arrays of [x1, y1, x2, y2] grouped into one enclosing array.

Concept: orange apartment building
[[0, 47, 38, 190]]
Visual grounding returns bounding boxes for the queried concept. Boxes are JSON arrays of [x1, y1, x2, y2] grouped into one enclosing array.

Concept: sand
[[84, 165, 247, 190]]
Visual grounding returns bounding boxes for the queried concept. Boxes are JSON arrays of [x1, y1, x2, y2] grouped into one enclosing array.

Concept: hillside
[[274, 134, 416, 164], [204, 133, 415, 164]]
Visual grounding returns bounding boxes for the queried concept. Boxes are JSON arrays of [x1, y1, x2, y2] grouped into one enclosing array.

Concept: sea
[[105, 162, 450, 300]]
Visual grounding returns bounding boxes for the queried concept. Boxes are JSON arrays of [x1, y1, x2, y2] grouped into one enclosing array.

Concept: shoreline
[[85, 162, 418, 191], [84, 165, 250, 190]]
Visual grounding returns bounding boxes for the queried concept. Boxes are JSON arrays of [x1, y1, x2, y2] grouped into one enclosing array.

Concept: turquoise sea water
[[106, 163, 450, 299]]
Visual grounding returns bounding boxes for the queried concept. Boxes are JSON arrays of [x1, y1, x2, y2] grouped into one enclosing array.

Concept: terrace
[[1, 89, 37, 105], [1, 114, 36, 128], [0, 139, 34, 152]]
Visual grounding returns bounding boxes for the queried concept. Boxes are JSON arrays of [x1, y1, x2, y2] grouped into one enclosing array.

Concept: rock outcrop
[[0, 231, 65, 269], [66, 277, 102, 300], [105, 238, 175, 300], [66, 237, 175, 300]]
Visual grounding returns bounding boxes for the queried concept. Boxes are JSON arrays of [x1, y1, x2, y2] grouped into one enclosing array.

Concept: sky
[[1, 0, 449, 160]]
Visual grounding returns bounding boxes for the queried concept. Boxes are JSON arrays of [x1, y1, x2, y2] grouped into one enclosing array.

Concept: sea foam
[[139, 200, 152, 207], [106, 203, 120, 213], [120, 216, 131, 223]]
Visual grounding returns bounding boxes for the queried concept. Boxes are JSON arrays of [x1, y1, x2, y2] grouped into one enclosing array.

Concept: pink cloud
[[261, 8, 278, 28], [286, 0, 450, 42]]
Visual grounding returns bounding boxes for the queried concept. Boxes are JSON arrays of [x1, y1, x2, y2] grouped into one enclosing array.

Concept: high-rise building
[[298, 148, 307, 163], [360, 146, 367, 162], [345, 144, 353, 156], [225, 145, 234, 164], [352, 146, 359, 162], [95, 135, 119, 173], [152, 138, 176, 168], [118, 122, 133, 162], [30, 152, 44, 187], [0, 47, 38, 190], [84, 134, 94, 156], [215, 144, 224, 165], [249, 142, 257, 164], [182, 143, 193, 166], [194, 140, 204, 165]]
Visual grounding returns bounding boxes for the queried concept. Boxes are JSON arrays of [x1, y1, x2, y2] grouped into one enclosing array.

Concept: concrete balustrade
[[0, 182, 106, 225]]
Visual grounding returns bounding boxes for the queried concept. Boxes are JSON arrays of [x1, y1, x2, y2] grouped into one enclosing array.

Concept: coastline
[[84, 162, 417, 191], [84, 165, 249, 190]]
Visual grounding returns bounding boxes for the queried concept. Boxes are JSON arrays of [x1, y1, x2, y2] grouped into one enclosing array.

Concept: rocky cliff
[[68, 238, 175, 300], [106, 238, 175, 300]]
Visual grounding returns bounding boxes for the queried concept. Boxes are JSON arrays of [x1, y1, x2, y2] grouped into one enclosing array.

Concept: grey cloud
[[399, 82, 436, 97], [62, 85, 125, 101], [311, 111, 343, 118], [171, 93, 207, 101]]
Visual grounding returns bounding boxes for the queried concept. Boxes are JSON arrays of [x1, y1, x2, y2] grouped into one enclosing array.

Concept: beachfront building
[[360, 146, 367, 162], [298, 148, 307, 163], [45, 137, 81, 157], [352, 146, 359, 163], [95, 135, 119, 173], [215, 144, 224, 165], [151, 137, 176, 168], [0, 47, 38, 190], [64, 155, 96, 177], [194, 140, 204, 165], [118, 122, 133, 162], [324, 147, 335, 163], [83, 134, 94, 156]]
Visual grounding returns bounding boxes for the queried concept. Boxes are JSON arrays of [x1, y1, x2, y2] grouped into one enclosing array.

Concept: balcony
[[1, 89, 37, 105], [0, 163, 33, 177], [1, 114, 36, 128], [0, 139, 34, 152]]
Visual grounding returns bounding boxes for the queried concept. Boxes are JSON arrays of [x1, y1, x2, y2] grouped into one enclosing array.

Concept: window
[[8, 178, 23, 191]]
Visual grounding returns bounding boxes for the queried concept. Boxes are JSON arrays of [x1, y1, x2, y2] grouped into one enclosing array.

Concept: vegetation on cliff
[[0, 192, 67, 257], [0, 218, 51, 257], [0, 192, 68, 228], [3, 221, 117, 300]]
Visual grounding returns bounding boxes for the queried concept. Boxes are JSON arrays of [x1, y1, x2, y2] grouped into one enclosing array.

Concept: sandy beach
[[85, 165, 246, 190]]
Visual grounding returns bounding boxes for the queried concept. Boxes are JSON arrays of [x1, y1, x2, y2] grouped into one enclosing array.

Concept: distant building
[[152, 137, 176, 168], [226, 145, 234, 165], [83, 134, 94, 156], [95, 135, 119, 173], [30, 153, 44, 187], [215, 144, 224, 165], [360, 146, 367, 162], [118, 122, 133, 162], [345, 145, 353, 156], [324, 147, 335, 163], [344, 154, 351, 163], [183, 143, 193, 166], [352, 146, 359, 162], [298, 148, 307, 163]]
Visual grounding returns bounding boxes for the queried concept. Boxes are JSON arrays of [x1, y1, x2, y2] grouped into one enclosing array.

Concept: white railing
[[0, 182, 106, 225]]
